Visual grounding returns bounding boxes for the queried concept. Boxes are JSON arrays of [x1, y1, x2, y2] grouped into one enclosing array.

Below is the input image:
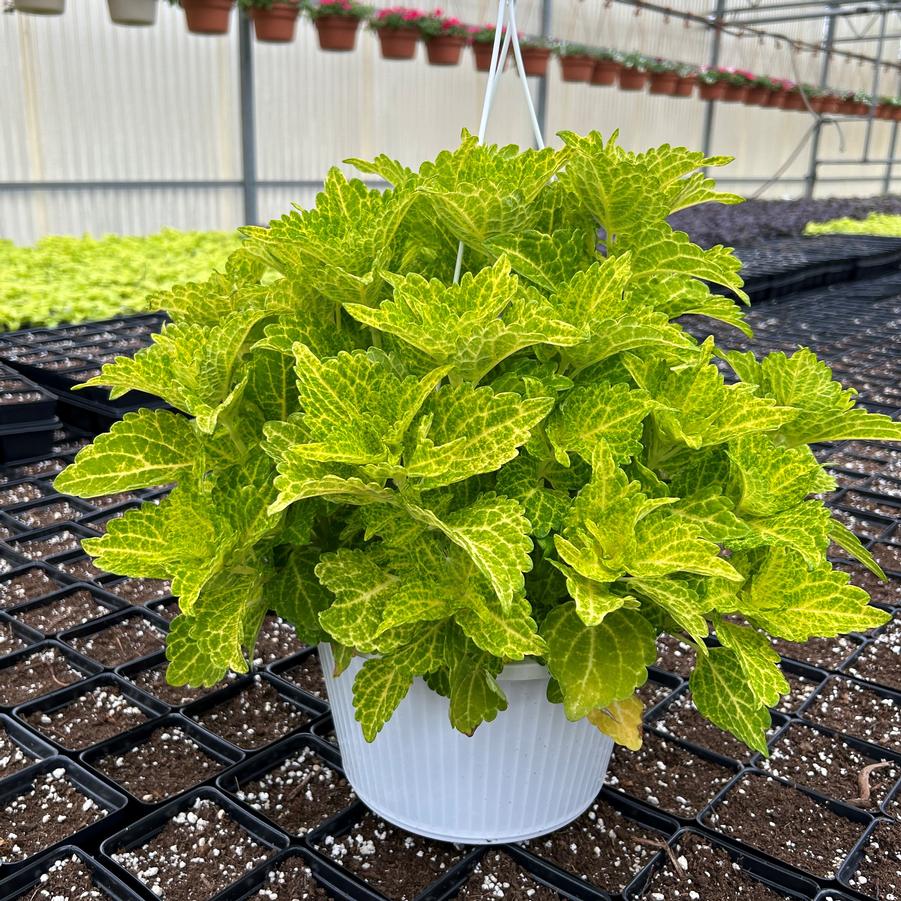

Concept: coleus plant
[[55, 132, 897, 753]]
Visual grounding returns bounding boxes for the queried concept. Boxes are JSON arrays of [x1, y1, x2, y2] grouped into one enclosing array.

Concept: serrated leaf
[[716, 619, 788, 708], [563, 566, 633, 627], [587, 695, 644, 750], [672, 487, 751, 543], [448, 661, 508, 735], [736, 502, 832, 566], [265, 547, 330, 645], [744, 547, 891, 640], [546, 380, 654, 466], [829, 519, 886, 580], [542, 602, 656, 720], [456, 591, 546, 660], [495, 455, 570, 539], [690, 647, 770, 754], [55, 409, 200, 497], [633, 576, 711, 644], [353, 658, 413, 741], [485, 229, 597, 292]]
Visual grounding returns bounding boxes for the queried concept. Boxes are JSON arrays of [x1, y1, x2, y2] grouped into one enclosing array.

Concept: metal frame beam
[[238, 13, 258, 226], [716, 0, 898, 14], [805, 3, 839, 198], [701, 0, 727, 161], [535, 0, 552, 144]]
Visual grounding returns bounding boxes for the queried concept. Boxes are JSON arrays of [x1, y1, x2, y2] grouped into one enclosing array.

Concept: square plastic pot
[[0, 640, 102, 713], [7, 583, 127, 639]]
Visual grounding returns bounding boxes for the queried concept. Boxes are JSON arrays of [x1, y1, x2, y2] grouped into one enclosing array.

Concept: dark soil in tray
[[11, 529, 86, 561], [0, 767, 107, 863], [3, 459, 68, 481], [848, 621, 901, 690], [634, 832, 790, 900], [233, 744, 355, 835], [775, 670, 820, 714], [652, 693, 763, 762], [846, 819, 901, 898], [804, 676, 901, 752], [0, 647, 85, 706], [191, 676, 310, 750], [111, 796, 276, 900], [85, 490, 143, 509], [522, 795, 663, 893], [833, 562, 900, 608], [635, 678, 673, 712], [771, 635, 860, 670], [148, 598, 180, 621], [252, 615, 305, 666], [250, 856, 330, 901], [842, 490, 901, 518], [704, 774, 865, 878], [12, 589, 111, 634], [275, 652, 326, 700], [66, 617, 166, 667], [106, 577, 172, 604], [15, 852, 114, 900], [94, 725, 226, 803], [124, 661, 234, 708], [654, 636, 695, 678], [0, 722, 43, 779], [0, 481, 48, 506], [607, 731, 734, 819], [12, 852, 114, 900], [872, 543, 901, 574], [760, 722, 898, 808], [0, 567, 63, 608], [0, 621, 29, 655], [314, 810, 465, 900], [459, 852, 560, 900], [23, 684, 150, 750], [9, 500, 85, 530], [56, 555, 107, 583]]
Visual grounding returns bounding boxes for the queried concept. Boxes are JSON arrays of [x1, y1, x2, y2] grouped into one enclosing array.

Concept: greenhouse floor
[[0, 242, 898, 901]]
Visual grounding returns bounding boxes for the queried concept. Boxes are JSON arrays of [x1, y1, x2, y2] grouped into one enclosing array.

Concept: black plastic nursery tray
[[0, 268, 893, 899]]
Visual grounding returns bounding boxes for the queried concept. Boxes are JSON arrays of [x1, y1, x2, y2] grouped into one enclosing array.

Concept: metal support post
[[882, 70, 901, 192], [238, 13, 259, 226], [701, 0, 727, 162], [535, 0, 552, 146], [804, 3, 838, 198], [863, 9, 889, 160]]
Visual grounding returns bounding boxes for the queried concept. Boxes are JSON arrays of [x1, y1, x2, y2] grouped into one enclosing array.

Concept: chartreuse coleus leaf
[[415, 131, 567, 246], [829, 519, 886, 579], [725, 348, 901, 446], [344, 256, 586, 382], [352, 658, 414, 741], [495, 454, 570, 539], [626, 339, 795, 453], [166, 566, 268, 686], [55, 409, 200, 497], [542, 602, 657, 720], [636, 274, 752, 338], [587, 695, 644, 751], [556, 131, 742, 241], [485, 229, 597, 293], [241, 169, 412, 306], [715, 618, 789, 708], [691, 648, 771, 755], [264, 547, 331, 645], [741, 547, 890, 640], [631, 577, 711, 645]]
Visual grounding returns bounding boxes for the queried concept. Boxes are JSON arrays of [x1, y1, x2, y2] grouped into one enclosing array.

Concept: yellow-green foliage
[[805, 212, 901, 237], [0, 229, 241, 331]]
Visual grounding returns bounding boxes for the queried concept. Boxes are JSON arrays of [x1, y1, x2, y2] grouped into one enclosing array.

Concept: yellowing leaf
[[587, 694, 644, 750]]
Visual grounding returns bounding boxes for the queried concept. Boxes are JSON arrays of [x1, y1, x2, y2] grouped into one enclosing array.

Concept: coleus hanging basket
[[56, 131, 896, 843]]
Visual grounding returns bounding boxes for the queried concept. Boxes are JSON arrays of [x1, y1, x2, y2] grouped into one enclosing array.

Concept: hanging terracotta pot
[[722, 83, 748, 102], [472, 41, 506, 72], [743, 86, 767, 105], [519, 46, 551, 77], [837, 99, 855, 115], [856, 101, 871, 115], [782, 90, 805, 111], [762, 87, 784, 107], [314, 14, 360, 50], [698, 81, 726, 101], [559, 54, 594, 83], [821, 96, 840, 114], [425, 34, 465, 66], [181, 0, 233, 33], [618, 67, 647, 91], [591, 60, 620, 86], [648, 72, 678, 96], [376, 26, 419, 60], [673, 74, 696, 97], [108, 0, 157, 25], [14, 0, 65, 13], [808, 96, 827, 114], [893, 107, 901, 121], [248, 3, 298, 41]]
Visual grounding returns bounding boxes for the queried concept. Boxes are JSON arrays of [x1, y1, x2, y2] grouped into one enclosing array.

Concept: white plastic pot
[[14, 0, 65, 14], [107, 0, 157, 25], [320, 643, 614, 844]]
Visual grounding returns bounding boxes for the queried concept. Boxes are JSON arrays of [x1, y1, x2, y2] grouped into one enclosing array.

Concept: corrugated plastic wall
[[2, 0, 899, 243]]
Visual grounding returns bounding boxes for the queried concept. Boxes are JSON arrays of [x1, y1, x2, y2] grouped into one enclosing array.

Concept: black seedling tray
[[6, 582, 127, 638], [0, 755, 129, 874], [266, 646, 331, 713], [0, 712, 57, 771], [0, 609, 44, 653], [216, 732, 344, 837], [2, 494, 95, 531], [699, 769, 876, 882], [0, 640, 102, 713], [58, 606, 169, 671], [13, 672, 169, 753], [622, 827, 821, 900], [0, 418, 61, 466], [4, 522, 99, 564], [99, 786, 289, 901], [836, 815, 899, 899], [0, 365, 56, 427], [0, 844, 140, 901], [81, 712, 244, 808]]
